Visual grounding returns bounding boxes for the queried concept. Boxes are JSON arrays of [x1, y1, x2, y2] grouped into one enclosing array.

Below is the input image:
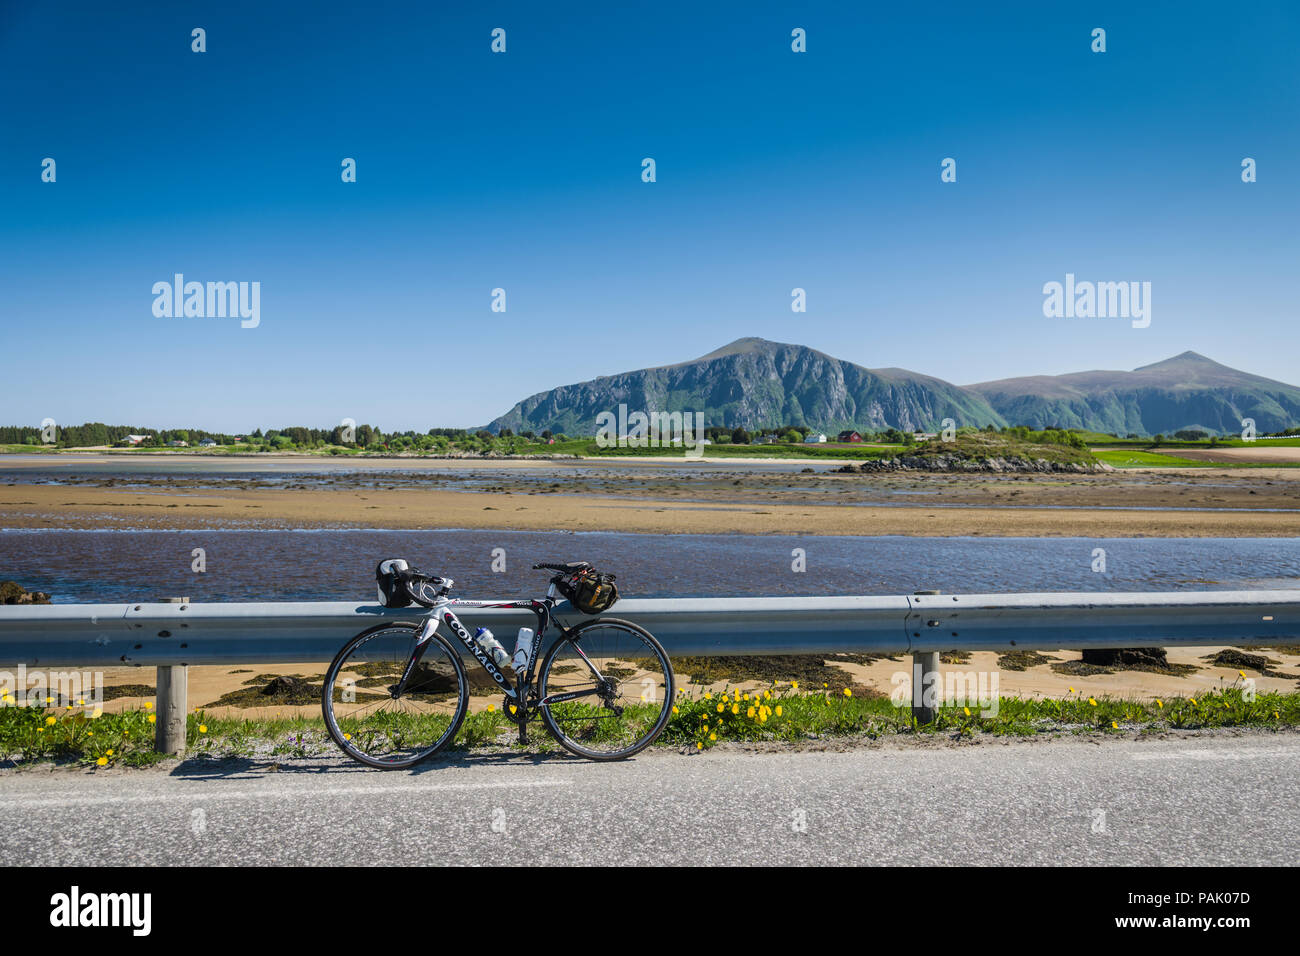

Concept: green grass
[[4, 686, 1297, 767], [1092, 448, 1300, 469], [0, 444, 60, 454], [1092, 449, 1219, 468]]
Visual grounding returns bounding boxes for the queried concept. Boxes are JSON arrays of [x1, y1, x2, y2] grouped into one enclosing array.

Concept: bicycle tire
[[322, 621, 469, 770], [538, 617, 675, 761]]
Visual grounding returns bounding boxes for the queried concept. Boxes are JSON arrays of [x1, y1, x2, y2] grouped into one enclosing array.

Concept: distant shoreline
[[4, 478, 1300, 537]]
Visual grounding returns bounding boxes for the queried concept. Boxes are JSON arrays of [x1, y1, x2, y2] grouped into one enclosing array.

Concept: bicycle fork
[[393, 617, 439, 698]]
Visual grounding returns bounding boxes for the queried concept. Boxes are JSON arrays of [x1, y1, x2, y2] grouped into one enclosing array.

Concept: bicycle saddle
[[533, 561, 593, 572]]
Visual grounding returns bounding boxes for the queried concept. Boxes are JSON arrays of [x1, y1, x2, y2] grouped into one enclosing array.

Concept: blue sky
[[1, 0, 1297, 431]]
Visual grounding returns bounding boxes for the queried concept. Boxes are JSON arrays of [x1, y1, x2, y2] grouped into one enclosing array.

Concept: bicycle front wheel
[[322, 622, 469, 769], [538, 618, 675, 760]]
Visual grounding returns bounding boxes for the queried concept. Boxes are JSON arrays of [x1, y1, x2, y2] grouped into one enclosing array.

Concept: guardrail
[[2, 591, 1297, 665], [2, 590, 1297, 751]]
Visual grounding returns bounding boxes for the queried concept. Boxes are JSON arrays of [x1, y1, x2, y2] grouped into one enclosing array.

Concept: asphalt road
[[3, 734, 1296, 866]]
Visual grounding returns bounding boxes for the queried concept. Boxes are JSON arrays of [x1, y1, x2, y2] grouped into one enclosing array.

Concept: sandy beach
[[3, 456, 1300, 536]]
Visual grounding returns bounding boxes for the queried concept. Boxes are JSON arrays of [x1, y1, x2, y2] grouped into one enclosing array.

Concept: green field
[[1092, 449, 1219, 468], [6, 430, 1300, 467]]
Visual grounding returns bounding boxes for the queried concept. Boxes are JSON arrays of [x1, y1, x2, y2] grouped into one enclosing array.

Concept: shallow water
[[2, 529, 1297, 604]]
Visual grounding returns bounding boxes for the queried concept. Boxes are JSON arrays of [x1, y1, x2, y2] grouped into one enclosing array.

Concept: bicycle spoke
[[541, 621, 674, 759], [324, 625, 467, 768]]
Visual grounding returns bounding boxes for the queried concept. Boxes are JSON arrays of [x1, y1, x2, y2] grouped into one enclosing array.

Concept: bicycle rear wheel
[[538, 618, 674, 760], [322, 622, 469, 769]]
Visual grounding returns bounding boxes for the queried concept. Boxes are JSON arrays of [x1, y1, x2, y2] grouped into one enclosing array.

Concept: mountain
[[485, 338, 1005, 435], [967, 352, 1300, 435]]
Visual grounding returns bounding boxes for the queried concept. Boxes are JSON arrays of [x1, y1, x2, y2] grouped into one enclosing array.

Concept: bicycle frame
[[395, 581, 608, 716]]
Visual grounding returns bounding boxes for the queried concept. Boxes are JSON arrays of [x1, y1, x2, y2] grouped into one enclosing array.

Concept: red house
[[837, 430, 863, 443]]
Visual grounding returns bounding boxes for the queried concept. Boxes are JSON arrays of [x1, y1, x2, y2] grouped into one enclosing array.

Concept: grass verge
[[3, 685, 1298, 768]]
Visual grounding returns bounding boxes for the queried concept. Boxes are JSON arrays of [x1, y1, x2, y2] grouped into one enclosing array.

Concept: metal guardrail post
[[154, 598, 189, 755], [912, 591, 941, 724], [911, 651, 940, 724]]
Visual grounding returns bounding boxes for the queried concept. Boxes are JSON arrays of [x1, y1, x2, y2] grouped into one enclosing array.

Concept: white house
[[123, 434, 148, 446], [803, 433, 827, 444], [199, 438, 218, 447]]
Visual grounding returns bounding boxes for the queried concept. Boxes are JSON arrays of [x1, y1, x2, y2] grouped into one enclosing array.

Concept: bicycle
[[322, 561, 675, 769]]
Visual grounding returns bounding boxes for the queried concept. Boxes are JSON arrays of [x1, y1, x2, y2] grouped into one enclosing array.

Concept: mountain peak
[[693, 337, 783, 362], [1133, 351, 1223, 372]]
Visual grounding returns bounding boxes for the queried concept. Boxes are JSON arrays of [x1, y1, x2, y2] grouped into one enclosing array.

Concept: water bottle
[[512, 627, 535, 672], [474, 627, 511, 671]]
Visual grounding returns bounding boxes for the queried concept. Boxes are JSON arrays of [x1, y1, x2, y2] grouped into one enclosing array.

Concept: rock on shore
[[841, 455, 1115, 474], [0, 581, 52, 604]]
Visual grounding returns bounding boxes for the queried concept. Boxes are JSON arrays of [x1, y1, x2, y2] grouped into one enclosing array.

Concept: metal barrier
[[2, 590, 1298, 752]]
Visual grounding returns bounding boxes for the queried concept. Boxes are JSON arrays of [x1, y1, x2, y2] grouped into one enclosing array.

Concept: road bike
[[322, 562, 675, 768]]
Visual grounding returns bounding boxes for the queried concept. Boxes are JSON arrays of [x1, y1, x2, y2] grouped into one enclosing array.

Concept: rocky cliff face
[[486, 338, 1005, 434]]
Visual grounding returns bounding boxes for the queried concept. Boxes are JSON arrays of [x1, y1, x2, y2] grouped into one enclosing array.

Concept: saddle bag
[[557, 567, 619, 615]]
